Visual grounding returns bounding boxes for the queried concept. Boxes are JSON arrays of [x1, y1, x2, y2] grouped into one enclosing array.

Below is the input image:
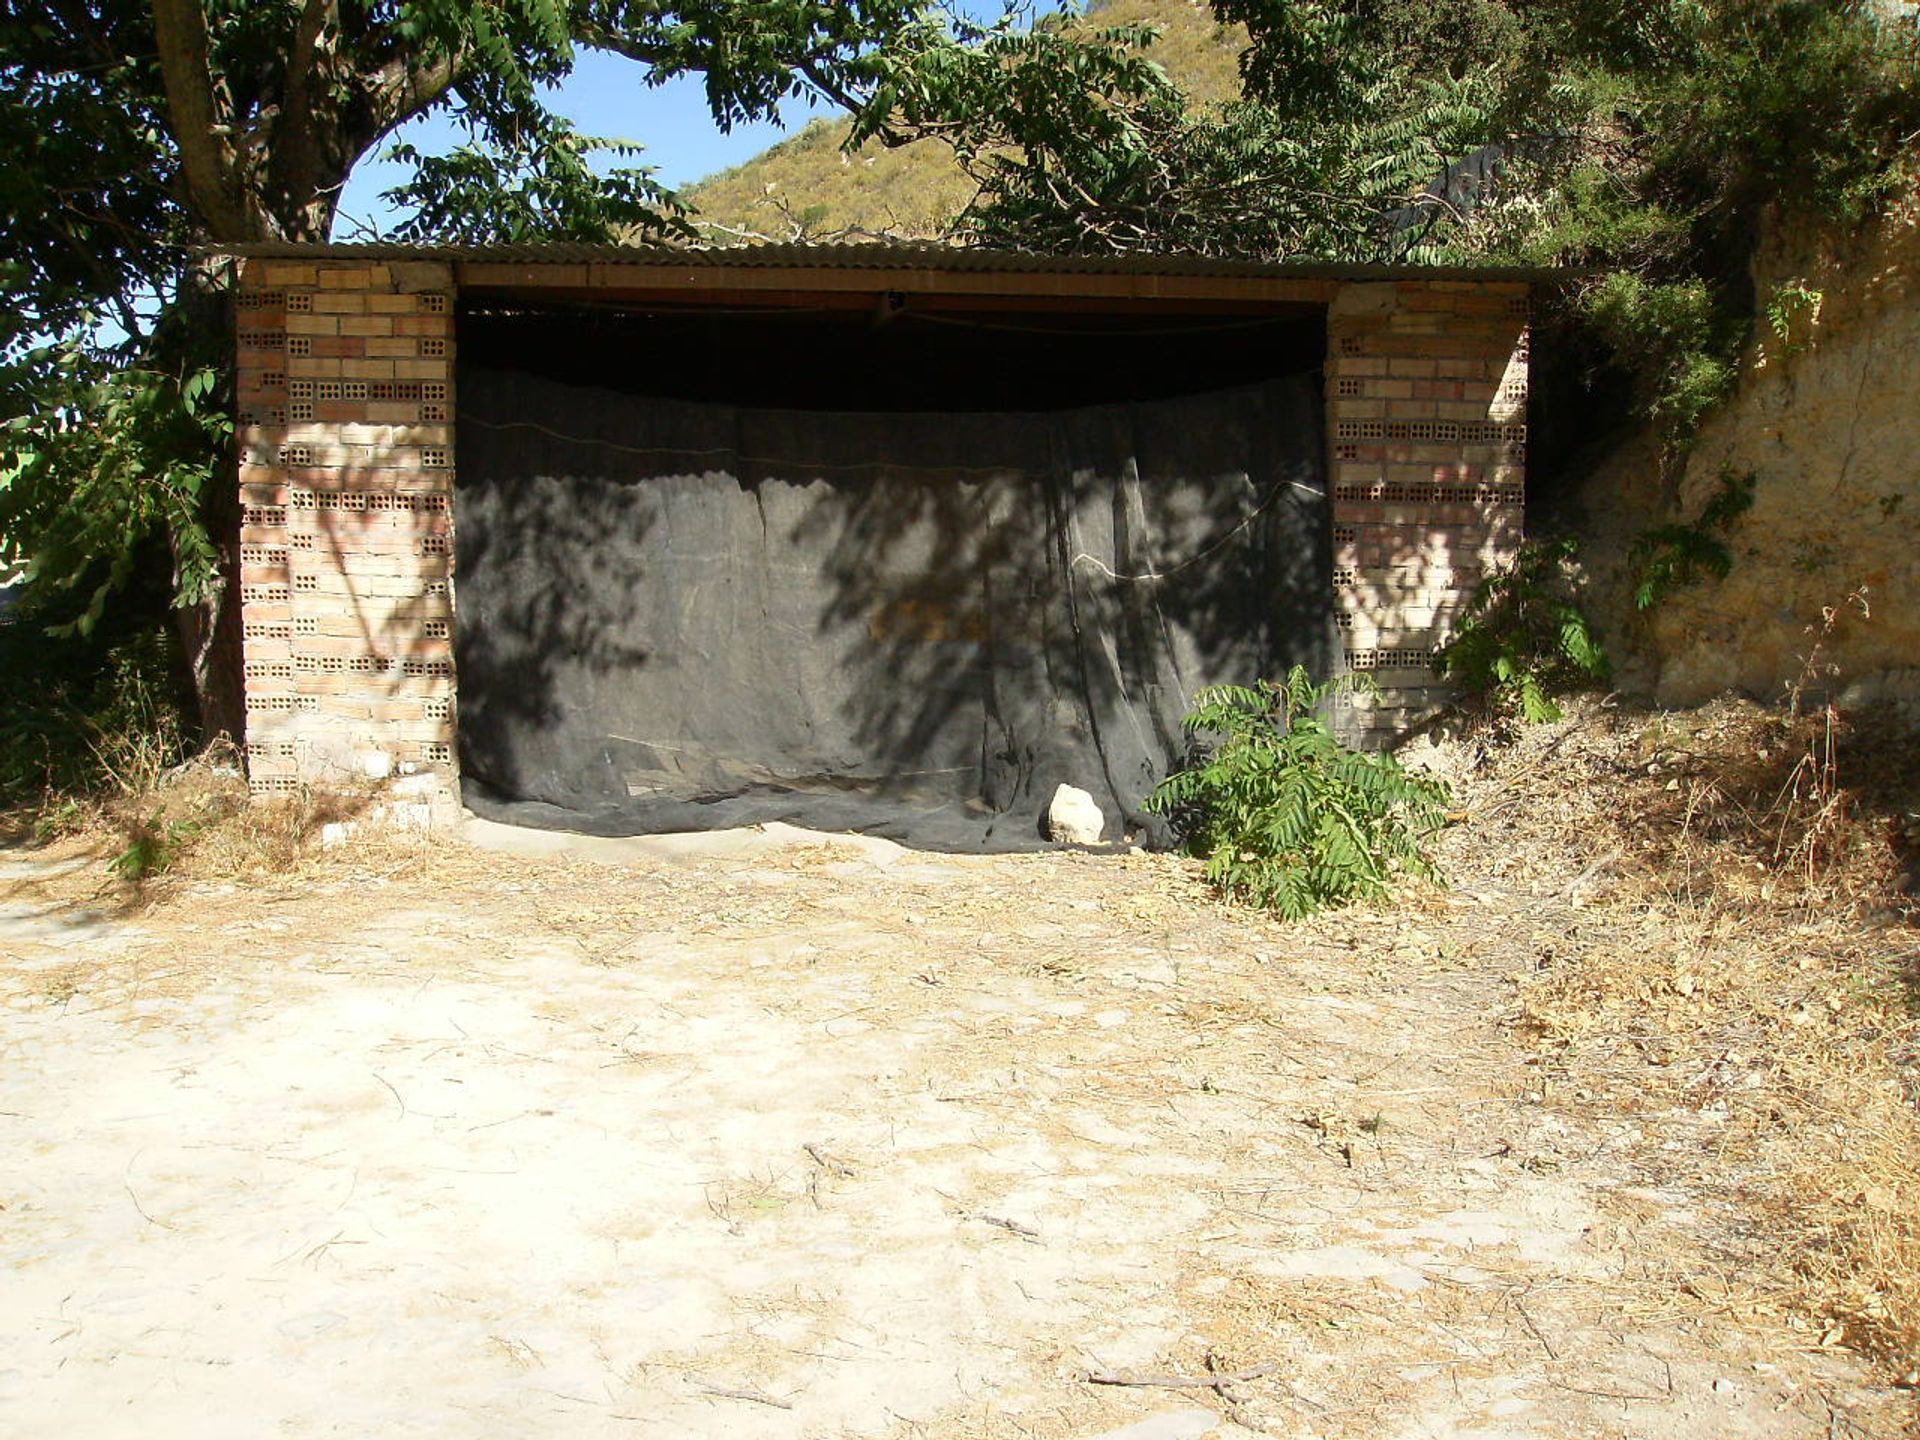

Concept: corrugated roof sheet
[[208, 239, 1568, 285]]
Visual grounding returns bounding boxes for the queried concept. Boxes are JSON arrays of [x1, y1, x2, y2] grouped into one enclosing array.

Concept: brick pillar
[[234, 259, 457, 796], [1324, 280, 1530, 743]]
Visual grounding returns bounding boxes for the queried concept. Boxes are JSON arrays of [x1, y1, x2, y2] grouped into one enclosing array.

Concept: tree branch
[[281, 0, 337, 151], [267, 0, 341, 224], [151, 0, 247, 238], [794, 56, 873, 120], [572, 17, 890, 136], [367, 48, 464, 138]]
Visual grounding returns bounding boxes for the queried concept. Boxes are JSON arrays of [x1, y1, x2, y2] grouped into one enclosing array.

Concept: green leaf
[[1153, 666, 1449, 920]]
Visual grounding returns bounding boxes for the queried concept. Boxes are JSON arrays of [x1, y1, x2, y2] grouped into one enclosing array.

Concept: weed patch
[[1148, 667, 1450, 918]]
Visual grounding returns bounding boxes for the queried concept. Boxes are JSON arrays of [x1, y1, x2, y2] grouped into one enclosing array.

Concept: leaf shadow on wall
[[785, 375, 1336, 840], [452, 410, 659, 807]]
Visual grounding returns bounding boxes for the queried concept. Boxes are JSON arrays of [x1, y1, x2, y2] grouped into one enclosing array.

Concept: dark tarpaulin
[[453, 367, 1333, 851]]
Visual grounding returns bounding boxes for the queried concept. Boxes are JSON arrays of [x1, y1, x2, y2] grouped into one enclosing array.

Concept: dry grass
[[7, 748, 427, 903], [1444, 693, 1920, 1383]]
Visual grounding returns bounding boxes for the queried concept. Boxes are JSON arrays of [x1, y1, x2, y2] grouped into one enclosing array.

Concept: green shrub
[[1576, 273, 1744, 453], [0, 589, 193, 814], [107, 811, 202, 882], [1766, 280, 1825, 356], [1146, 667, 1452, 919], [1439, 538, 1610, 725], [1630, 464, 1757, 611]]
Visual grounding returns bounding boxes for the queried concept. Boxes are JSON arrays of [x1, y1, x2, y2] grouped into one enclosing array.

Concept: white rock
[[319, 822, 358, 849], [369, 801, 434, 832], [1046, 783, 1105, 844]]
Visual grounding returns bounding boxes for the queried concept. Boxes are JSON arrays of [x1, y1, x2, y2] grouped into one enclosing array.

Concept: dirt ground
[[1, 735, 1914, 1438]]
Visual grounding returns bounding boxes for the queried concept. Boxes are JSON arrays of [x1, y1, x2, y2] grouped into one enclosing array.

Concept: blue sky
[[334, 3, 1060, 239], [334, 55, 803, 238]]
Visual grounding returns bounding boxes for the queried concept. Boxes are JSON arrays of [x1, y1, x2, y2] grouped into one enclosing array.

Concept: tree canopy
[[2, 1, 925, 352], [0, 0, 926, 645], [854, 1, 1918, 265]]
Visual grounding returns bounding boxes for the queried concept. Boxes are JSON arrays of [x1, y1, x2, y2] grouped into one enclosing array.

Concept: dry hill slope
[[684, 0, 1248, 241]]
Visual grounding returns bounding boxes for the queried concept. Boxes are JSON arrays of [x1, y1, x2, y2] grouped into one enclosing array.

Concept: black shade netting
[[453, 367, 1334, 852]]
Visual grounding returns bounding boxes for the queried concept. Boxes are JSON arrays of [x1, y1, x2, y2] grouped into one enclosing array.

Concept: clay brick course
[[234, 258, 456, 794], [1326, 281, 1528, 743]]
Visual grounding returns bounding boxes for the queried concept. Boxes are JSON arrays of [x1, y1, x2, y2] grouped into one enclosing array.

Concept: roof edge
[[201, 240, 1573, 286]]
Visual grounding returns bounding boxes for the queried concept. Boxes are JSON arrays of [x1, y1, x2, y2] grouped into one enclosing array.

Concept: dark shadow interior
[[452, 296, 1334, 851], [458, 298, 1326, 412]]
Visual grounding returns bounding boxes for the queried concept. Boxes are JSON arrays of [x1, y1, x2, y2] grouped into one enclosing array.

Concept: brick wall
[[1325, 280, 1530, 742], [234, 259, 457, 795]]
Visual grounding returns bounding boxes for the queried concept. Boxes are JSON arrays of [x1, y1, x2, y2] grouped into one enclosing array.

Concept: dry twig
[[970, 1211, 1041, 1240], [1086, 1363, 1279, 1392], [686, 1376, 794, 1410]]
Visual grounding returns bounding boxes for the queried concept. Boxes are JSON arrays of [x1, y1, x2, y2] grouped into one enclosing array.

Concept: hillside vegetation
[[685, 0, 1247, 240]]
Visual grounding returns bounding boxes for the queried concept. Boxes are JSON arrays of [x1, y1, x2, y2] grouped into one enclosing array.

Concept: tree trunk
[[169, 263, 248, 746], [172, 497, 246, 749]]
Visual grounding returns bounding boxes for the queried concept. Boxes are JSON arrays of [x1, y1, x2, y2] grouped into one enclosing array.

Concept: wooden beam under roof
[[453, 258, 1341, 310]]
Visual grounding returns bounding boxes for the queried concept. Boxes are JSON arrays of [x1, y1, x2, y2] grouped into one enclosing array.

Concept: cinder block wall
[[1325, 280, 1530, 742], [234, 259, 458, 794]]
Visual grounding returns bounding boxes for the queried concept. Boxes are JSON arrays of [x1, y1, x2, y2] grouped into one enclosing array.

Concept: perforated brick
[[1344, 645, 1442, 671], [1328, 281, 1530, 744]]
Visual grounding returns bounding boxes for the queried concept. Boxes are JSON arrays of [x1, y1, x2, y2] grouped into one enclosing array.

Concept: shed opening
[[453, 299, 1335, 850]]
